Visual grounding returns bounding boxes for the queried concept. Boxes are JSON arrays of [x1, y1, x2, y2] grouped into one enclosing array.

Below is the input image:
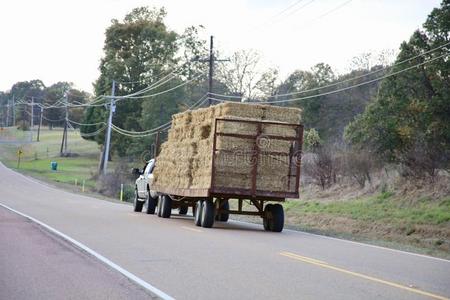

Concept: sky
[[0, 0, 441, 93]]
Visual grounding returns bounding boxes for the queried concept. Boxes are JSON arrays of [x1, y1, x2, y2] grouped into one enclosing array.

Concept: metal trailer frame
[[153, 118, 303, 226]]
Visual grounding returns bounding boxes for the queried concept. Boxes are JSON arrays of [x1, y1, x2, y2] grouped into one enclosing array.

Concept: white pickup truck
[[132, 159, 188, 215]]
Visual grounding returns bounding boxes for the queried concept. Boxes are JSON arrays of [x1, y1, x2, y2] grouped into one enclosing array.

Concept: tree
[[345, 0, 450, 177], [85, 6, 180, 157], [9, 80, 46, 125], [217, 49, 268, 100]]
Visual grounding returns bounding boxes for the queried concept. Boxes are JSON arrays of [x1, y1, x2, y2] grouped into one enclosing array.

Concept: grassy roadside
[[0, 127, 101, 193], [282, 192, 450, 259]]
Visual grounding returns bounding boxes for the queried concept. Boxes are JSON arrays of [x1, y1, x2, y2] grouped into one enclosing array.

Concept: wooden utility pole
[[60, 93, 68, 156], [12, 96, 15, 126], [37, 107, 43, 142], [194, 36, 229, 106], [31, 97, 34, 128], [102, 80, 115, 175], [6, 100, 9, 127], [208, 36, 214, 106]]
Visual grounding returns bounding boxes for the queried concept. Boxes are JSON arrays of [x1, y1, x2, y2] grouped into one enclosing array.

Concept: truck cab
[[133, 159, 158, 213]]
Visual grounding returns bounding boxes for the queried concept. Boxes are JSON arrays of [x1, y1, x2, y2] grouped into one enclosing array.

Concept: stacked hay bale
[[153, 102, 301, 193]]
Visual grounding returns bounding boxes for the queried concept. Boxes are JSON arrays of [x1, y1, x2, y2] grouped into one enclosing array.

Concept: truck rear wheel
[[133, 189, 144, 212], [216, 200, 229, 222], [201, 200, 215, 228], [194, 200, 203, 226], [144, 191, 157, 214], [161, 195, 172, 218]]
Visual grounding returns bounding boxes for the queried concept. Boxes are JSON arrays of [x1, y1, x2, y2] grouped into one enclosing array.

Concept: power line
[[210, 53, 448, 105], [42, 115, 65, 122], [67, 119, 105, 126], [110, 74, 204, 101], [314, 0, 352, 20], [110, 94, 208, 138], [211, 42, 450, 100]]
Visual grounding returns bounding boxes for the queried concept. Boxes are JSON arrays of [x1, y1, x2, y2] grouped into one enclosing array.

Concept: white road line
[[0, 203, 175, 300]]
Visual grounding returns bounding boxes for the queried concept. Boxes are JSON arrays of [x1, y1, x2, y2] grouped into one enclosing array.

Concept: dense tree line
[[0, 80, 90, 128], [345, 0, 449, 178]]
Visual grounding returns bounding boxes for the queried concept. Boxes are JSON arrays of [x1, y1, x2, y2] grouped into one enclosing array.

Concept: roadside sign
[[17, 148, 23, 168]]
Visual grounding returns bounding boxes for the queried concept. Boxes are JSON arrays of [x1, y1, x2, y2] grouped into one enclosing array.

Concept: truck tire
[[270, 204, 284, 232], [178, 204, 188, 215], [161, 195, 172, 218], [194, 200, 203, 226], [144, 191, 157, 214], [263, 204, 273, 231], [157, 195, 163, 217], [133, 189, 144, 212], [201, 200, 215, 228], [216, 200, 230, 222]]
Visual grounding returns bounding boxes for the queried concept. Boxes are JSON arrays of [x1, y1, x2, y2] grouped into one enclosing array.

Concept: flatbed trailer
[[149, 118, 303, 232]]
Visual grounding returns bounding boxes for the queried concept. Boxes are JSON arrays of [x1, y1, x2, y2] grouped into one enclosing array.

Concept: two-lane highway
[[0, 162, 449, 299]]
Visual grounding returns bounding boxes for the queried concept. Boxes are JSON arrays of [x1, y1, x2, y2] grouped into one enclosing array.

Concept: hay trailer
[[150, 118, 303, 232]]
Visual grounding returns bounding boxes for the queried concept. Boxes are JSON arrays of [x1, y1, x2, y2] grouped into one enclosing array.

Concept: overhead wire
[[68, 119, 105, 126], [111, 74, 204, 101], [210, 42, 450, 100], [210, 53, 448, 104], [110, 93, 208, 138]]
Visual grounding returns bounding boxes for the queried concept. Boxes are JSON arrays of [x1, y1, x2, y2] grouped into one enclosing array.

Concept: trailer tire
[[263, 204, 273, 231], [133, 189, 144, 212], [160, 195, 172, 218], [216, 200, 230, 222], [194, 200, 203, 226], [144, 191, 157, 214], [178, 204, 188, 215], [201, 200, 215, 228], [157, 195, 163, 217], [270, 204, 284, 232]]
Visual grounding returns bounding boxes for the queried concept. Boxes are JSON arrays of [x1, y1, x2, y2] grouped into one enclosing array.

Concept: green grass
[[284, 192, 450, 226], [0, 127, 101, 190]]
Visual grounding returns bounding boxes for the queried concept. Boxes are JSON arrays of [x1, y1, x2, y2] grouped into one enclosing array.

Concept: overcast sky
[[0, 0, 441, 93]]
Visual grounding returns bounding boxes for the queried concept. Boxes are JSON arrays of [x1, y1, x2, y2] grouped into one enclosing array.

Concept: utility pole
[[37, 107, 43, 142], [208, 35, 214, 106], [6, 100, 9, 127], [12, 96, 15, 126], [102, 80, 115, 175], [60, 93, 68, 156], [31, 97, 34, 128], [194, 36, 229, 106]]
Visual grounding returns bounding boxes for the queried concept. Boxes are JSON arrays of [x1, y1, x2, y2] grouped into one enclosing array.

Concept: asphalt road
[[0, 162, 449, 300], [0, 207, 155, 300]]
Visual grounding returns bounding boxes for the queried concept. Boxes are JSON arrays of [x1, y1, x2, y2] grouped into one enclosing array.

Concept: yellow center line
[[279, 251, 449, 300], [181, 226, 203, 233]]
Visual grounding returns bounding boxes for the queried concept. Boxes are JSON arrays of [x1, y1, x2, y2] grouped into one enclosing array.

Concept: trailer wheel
[[201, 200, 215, 228], [157, 195, 163, 217], [133, 189, 144, 212], [178, 204, 188, 215], [216, 200, 230, 222], [194, 200, 203, 226], [270, 204, 284, 232], [263, 204, 273, 231], [144, 191, 157, 214], [160, 195, 172, 218]]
